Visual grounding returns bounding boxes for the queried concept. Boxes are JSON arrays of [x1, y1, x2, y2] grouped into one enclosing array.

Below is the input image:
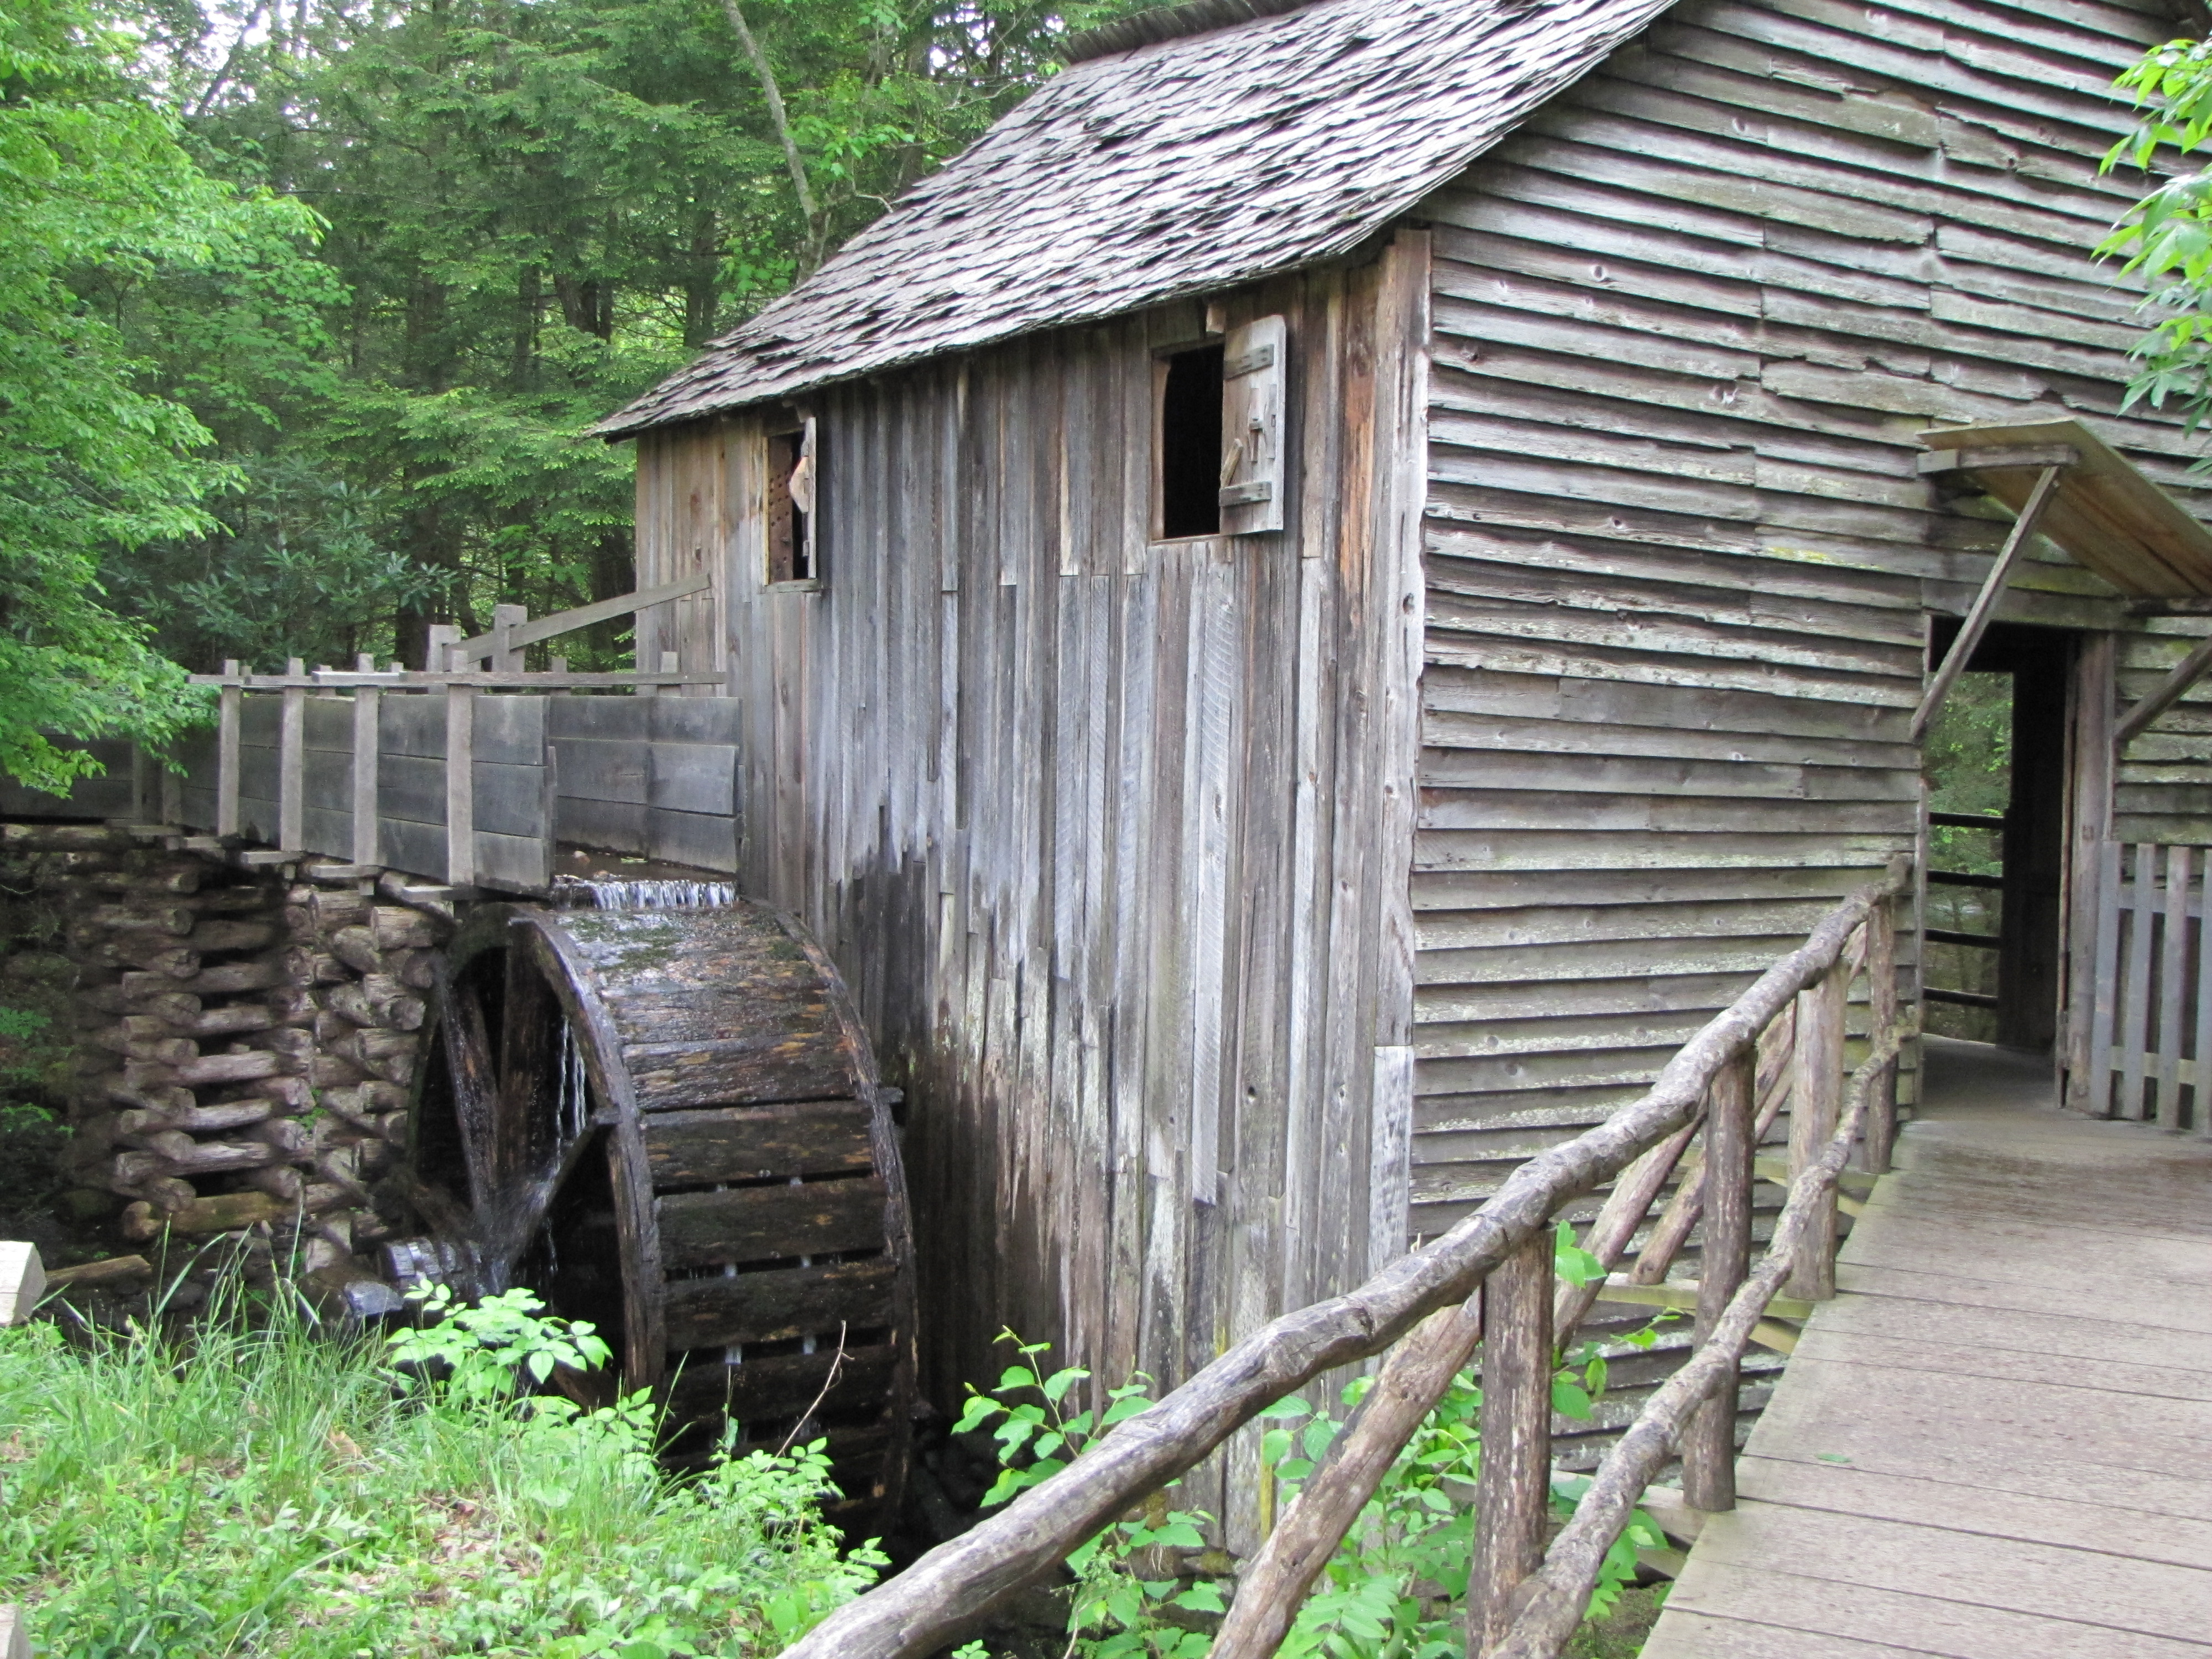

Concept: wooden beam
[[216, 659, 242, 838], [0, 1601, 25, 1659], [1917, 444, 2079, 476], [1911, 465, 2067, 744], [445, 681, 474, 888], [186, 669, 721, 690], [2114, 630, 2212, 751], [279, 656, 306, 853], [450, 575, 711, 661], [351, 653, 380, 867]]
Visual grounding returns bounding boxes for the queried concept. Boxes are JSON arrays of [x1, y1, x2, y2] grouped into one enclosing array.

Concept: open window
[[766, 416, 818, 585], [1154, 314, 1287, 541]]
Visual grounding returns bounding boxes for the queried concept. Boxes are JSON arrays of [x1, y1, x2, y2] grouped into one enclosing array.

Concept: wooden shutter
[[1218, 315, 1286, 534]]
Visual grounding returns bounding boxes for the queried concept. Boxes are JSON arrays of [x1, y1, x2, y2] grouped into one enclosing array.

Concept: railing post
[[1683, 1046, 1754, 1511], [351, 652, 381, 868], [216, 660, 243, 838], [1866, 898, 1899, 1173], [1789, 961, 1847, 1300], [279, 656, 306, 853], [1469, 1232, 1553, 1657]]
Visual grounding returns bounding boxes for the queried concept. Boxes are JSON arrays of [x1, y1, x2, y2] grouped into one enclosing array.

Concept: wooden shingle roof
[[599, 0, 1675, 437]]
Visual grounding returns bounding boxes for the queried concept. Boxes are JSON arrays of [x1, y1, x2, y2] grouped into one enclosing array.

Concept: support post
[[1788, 963, 1847, 1300], [1470, 1234, 1553, 1656], [1911, 463, 2065, 744], [352, 652, 380, 868], [216, 660, 243, 838], [441, 636, 475, 889], [491, 602, 528, 673], [1682, 1047, 1754, 1512], [1866, 900, 1900, 1173], [279, 656, 306, 853]]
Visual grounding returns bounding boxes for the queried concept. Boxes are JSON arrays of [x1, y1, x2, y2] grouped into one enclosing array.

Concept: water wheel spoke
[[432, 966, 499, 1211]]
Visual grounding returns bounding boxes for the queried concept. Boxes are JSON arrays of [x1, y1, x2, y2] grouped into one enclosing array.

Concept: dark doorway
[[1923, 620, 2074, 1051]]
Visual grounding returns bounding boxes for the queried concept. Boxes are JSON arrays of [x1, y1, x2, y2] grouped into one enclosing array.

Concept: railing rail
[[780, 857, 1914, 1659]]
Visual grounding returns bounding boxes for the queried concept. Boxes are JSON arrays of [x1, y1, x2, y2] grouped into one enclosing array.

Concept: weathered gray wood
[[1470, 1232, 1553, 1657], [445, 686, 474, 887], [2124, 842, 2157, 1121], [1788, 964, 1845, 1300], [2115, 630, 2212, 750], [279, 658, 306, 852], [2160, 844, 2191, 1131], [216, 661, 242, 838], [1683, 1046, 1754, 1512], [352, 664, 380, 867], [2090, 839, 2123, 1116], [1865, 901, 1898, 1173], [1911, 465, 2065, 745]]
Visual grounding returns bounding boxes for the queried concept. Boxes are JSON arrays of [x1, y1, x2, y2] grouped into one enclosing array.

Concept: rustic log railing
[[780, 857, 1914, 1659]]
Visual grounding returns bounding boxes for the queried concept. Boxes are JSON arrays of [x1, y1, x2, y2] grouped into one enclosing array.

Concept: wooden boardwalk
[[1642, 1036, 2212, 1658]]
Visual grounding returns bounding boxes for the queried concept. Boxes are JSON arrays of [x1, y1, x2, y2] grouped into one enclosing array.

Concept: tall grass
[[0, 1271, 880, 1657]]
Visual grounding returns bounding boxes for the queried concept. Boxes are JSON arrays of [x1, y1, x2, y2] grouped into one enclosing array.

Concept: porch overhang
[[1917, 418, 2212, 597]]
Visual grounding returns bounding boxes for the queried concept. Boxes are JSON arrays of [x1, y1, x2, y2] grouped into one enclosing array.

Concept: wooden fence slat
[[352, 655, 380, 867], [2194, 858, 2212, 1138], [1469, 1234, 1553, 1658], [2161, 845, 2192, 1131], [1787, 961, 1845, 1301], [2124, 842, 2158, 1121], [445, 686, 475, 887], [1682, 1047, 1754, 1512], [216, 661, 242, 838], [2090, 839, 2121, 1116], [279, 658, 306, 853]]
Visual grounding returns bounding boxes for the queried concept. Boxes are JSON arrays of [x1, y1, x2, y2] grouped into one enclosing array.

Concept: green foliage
[[0, 1273, 883, 1655], [0, 0, 326, 786], [2100, 35, 2212, 429], [959, 1317, 1671, 1659]]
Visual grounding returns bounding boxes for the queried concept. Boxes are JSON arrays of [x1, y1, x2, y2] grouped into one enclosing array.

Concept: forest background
[[1, 0, 1153, 790]]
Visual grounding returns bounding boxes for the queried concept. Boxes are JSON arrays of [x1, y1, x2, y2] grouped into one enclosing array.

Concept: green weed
[[0, 1270, 882, 1656]]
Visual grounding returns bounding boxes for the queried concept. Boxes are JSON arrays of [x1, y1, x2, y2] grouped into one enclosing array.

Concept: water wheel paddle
[[399, 891, 915, 1523]]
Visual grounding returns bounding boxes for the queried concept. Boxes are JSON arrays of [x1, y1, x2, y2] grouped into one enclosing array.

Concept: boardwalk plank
[[1788, 1322, 2212, 1404], [1650, 1558, 2212, 1659], [1646, 1044, 2212, 1656], [1735, 1454, 2212, 1569]]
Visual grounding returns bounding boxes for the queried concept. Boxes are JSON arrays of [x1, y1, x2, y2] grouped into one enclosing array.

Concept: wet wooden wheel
[[400, 896, 915, 1524]]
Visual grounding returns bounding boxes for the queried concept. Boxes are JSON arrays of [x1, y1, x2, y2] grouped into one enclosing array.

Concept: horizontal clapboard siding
[[1407, 0, 2212, 1234]]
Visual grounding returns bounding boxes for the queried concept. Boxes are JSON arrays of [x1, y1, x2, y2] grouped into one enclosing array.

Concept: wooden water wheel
[[398, 895, 915, 1524]]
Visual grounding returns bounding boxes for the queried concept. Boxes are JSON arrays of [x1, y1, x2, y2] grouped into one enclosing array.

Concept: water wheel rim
[[409, 895, 916, 1524]]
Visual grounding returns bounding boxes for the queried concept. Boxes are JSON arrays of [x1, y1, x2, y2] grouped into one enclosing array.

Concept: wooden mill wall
[[628, 239, 1430, 1478], [1405, 0, 2212, 1240]]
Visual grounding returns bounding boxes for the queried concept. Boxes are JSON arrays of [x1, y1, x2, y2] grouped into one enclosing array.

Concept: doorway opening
[[1922, 620, 2074, 1051]]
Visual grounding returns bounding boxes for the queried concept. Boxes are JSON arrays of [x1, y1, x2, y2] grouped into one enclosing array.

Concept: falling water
[[562, 877, 738, 909]]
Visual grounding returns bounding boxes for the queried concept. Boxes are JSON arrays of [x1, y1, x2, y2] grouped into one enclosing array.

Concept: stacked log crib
[[2, 822, 445, 1308]]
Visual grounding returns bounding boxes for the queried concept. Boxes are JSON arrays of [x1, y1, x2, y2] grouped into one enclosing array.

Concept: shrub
[[0, 1270, 883, 1656]]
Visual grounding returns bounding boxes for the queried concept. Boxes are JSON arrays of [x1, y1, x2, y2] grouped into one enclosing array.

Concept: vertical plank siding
[[1407, 0, 2212, 1235], [629, 246, 1430, 1459]]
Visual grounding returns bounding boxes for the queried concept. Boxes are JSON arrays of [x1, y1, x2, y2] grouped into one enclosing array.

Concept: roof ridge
[[1061, 0, 1320, 64]]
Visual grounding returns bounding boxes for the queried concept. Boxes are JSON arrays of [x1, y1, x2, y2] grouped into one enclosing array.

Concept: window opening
[[1158, 344, 1224, 539], [768, 420, 817, 583]]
